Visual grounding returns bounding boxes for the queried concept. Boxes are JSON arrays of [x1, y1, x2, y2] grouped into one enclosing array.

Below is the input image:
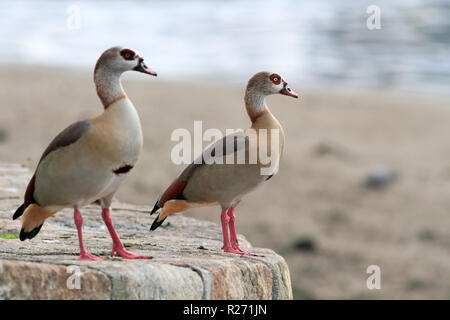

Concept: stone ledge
[[0, 163, 292, 300]]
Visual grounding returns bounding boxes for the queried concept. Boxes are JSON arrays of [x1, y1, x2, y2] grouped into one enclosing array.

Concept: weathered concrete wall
[[0, 163, 292, 300]]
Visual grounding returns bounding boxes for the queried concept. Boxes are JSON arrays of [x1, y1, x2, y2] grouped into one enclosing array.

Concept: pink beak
[[280, 84, 298, 98], [134, 59, 157, 76]]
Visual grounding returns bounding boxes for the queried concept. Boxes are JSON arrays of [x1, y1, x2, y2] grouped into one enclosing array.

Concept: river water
[[1, 0, 449, 94]]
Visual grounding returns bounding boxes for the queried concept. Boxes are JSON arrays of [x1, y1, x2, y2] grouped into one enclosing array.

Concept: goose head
[[247, 71, 298, 99], [94, 46, 157, 108], [94, 46, 157, 77]]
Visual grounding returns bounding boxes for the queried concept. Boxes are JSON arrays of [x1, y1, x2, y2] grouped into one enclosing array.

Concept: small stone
[[41, 239, 60, 243], [417, 229, 436, 242], [0, 129, 8, 144], [292, 237, 318, 253], [313, 140, 351, 159], [364, 167, 398, 189]]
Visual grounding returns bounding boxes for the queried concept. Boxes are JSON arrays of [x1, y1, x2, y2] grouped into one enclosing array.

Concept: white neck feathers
[[245, 88, 268, 123], [94, 67, 127, 109]]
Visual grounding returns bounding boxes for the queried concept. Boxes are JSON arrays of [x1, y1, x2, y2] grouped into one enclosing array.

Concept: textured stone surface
[[0, 163, 293, 300], [0, 259, 111, 300]]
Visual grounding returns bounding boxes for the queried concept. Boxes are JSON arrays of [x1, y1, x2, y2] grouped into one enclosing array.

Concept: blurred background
[[1, 0, 450, 299]]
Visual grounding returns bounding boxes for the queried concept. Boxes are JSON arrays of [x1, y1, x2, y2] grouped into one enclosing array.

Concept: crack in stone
[[111, 207, 149, 214], [180, 264, 213, 300], [243, 255, 281, 300]]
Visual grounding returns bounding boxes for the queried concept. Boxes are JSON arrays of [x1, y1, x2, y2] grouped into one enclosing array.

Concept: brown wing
[[38, 120, 92, 163], [13, 120, 92, 219], [151, 132, 248, 213]]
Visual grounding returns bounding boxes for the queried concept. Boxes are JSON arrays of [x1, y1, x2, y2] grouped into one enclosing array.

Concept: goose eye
[[270, 73, 281, 84], [120, 49, 135, 61]]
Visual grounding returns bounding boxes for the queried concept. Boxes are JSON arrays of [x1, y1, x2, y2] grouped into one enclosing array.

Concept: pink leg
[[221, 210, 244, 255], [226, 207, 264, 257], [101, 208, 151, 259], [74, 209, 102, 261], [227, 207, 245, 253]]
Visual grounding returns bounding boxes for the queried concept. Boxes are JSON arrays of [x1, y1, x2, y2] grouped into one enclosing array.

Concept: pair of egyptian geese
[[12, 46, 298, 260]]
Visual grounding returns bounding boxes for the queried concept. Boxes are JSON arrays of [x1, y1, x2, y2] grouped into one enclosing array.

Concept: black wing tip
[[150, 201, 160, 215], [150, 215, 166, 231], [19, 224, 43, 241], [13, 204, 25, 220]]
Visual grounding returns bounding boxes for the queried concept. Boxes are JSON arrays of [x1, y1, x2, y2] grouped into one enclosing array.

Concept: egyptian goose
[[150, 71, 298, 256], [12, 46, 157, 260]]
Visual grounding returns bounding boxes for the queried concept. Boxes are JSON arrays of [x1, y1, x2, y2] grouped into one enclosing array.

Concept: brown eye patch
[[120, 49, 135, 61], [270, 73, 281, 85]]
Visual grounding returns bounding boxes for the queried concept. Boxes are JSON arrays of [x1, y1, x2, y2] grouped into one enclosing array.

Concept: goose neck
[[94, 68, 127, 109], [245, 89, 268, 123]]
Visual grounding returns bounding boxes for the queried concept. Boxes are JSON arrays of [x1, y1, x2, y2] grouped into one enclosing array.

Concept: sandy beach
[[1, 65, 450, 299]]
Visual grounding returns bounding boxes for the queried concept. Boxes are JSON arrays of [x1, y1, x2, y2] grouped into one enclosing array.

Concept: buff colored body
[[150, 71, 297, 256], [181, 111, 285, 208], [34, 98, 142, 212], [14, 46, 157, 260]]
